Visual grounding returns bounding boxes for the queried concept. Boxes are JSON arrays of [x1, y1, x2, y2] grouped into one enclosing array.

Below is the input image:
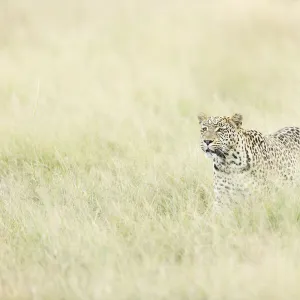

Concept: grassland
[[1, 0, 300, 299]]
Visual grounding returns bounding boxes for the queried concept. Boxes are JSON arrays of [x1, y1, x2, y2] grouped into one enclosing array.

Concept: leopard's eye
[[202, 126, 208, 132]]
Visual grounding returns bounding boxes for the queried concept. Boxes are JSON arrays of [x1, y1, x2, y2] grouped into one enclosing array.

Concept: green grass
[[1, 0, 300, 299]]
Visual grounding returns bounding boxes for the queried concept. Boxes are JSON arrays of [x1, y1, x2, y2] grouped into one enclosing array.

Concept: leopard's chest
[[213, 165, 267, 203]]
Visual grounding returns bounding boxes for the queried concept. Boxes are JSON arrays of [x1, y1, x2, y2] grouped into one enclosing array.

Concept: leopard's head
[[197, 113, 243, 160]]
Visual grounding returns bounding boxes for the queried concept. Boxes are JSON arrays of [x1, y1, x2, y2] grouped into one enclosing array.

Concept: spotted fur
[[197, 113, 300, 204]]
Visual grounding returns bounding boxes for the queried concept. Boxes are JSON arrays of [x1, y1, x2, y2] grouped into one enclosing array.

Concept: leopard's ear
[[231, 113, 243, 127], [197, 113, 207, 124]]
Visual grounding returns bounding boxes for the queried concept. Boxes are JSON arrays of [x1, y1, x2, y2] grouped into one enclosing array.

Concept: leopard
[[197, 112, 300, 205]]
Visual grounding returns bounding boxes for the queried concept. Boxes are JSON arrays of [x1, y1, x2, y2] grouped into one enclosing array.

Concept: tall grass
[[1, 0, 300, 299]]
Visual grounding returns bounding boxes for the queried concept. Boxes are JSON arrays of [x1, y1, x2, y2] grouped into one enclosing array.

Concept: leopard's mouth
[[205, 148, 227, 159], [205, 149, 214, 154]]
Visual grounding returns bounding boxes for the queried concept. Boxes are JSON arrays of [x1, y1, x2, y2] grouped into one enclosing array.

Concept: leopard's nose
[[204, 140, 213, 146]]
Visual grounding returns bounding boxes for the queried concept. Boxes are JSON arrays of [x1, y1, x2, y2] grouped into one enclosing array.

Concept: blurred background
[[2, 0, 300, 142]]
